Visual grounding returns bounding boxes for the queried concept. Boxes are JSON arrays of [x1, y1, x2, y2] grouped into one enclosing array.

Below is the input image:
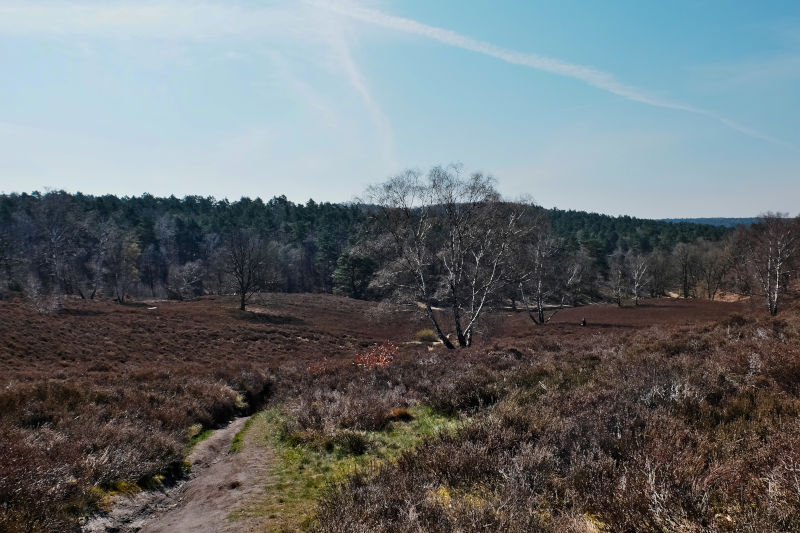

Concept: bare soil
[[83, 415, 272, 532]]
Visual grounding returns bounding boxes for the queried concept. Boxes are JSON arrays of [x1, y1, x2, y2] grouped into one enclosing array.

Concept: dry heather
[[0, 294, 422, 532], [315, 309, 800, 532], [0, 292, 777, 532]]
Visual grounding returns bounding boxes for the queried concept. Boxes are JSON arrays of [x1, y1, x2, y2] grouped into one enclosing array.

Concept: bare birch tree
[[648, 250, 673, 297], [167, 260, 204, 300], [741, 213, 799, 316], [31, 192, 84, 307], [627, 252, 649, 306], [695, 239, 731, 300], [511, 218, 584, 325], [76, 218, 110, 300], [364, 165, 528, 348], [0, 226, 12, 295], [609, 252, 627, 307], [102, 223, 140, 304], [673, 243, 698, 299]]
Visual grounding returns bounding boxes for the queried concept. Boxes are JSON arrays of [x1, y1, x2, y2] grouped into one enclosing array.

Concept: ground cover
[[228, 405, 460, 531], [0, 293, 760, 531]]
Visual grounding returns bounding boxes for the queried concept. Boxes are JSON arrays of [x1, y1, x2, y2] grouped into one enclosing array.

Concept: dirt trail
[[83, 416, 273, 532]]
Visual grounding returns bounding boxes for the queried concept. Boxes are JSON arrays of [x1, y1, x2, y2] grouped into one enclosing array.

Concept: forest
[[0, 176, 745, 314]]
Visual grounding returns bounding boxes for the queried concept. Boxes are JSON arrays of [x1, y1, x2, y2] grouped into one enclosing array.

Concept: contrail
[[311, 0, 793, 150], [323, 28, 398, 169]]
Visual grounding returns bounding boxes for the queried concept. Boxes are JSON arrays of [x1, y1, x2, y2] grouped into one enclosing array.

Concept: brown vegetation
[[0, 293, 420, 532], [316, 302, 800, 532], [0, 292, 792, 531]]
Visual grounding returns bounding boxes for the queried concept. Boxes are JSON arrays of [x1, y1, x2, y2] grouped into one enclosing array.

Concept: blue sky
[[0, 1, 798, 218]]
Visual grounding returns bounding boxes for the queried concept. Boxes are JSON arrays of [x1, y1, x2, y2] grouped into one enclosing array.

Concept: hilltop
[[661, 217, 758, 227]]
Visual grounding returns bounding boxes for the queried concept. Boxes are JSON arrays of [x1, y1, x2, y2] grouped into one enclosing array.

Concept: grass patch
[[230, 416, 256, 453], [187, 424, 214, 451], [229, 405, 460, 531], [104, 480, 141, 496]]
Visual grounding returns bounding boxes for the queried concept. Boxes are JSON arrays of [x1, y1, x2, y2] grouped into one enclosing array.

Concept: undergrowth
[[315, 314, 800, 532], [2, 295, 793, 532], [229, 405, 460, 531]]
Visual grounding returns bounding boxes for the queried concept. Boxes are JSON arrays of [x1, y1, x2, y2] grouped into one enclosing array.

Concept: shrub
[[415, 329, 439, 343], [387, 407, 414, 422], [354, 341, 398, 369], [4, 294, 793, 532], [429, 367, 505, 416], [333, 431, 370, 456], [307, 357, 330, 376]]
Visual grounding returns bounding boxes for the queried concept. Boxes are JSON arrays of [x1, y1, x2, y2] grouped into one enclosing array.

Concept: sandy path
[[83, 416, 272, 532]]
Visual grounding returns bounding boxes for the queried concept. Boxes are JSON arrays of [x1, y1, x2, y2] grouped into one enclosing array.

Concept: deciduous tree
[[694, 238, 732, 300], [364, 165, 527, 348], [227, 229, 272, 311], [627, 252, 649, 306], [739, 213, 799, 316], [511, 217, 584, 324]]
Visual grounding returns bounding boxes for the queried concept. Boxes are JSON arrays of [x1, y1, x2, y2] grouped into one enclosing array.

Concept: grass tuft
[[187, 425, 214, 451], [414, 328, 439, 343]]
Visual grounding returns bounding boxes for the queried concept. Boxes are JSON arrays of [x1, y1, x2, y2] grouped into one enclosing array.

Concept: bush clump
[[415, 329, 439, 343]]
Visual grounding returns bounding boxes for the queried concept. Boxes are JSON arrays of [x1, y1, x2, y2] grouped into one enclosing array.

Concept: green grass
[[186, 424, 214, 451], [229, 405, 460, 531], [230, 416, 256, 453]]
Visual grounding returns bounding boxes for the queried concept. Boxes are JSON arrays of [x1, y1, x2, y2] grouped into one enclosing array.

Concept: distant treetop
[[661, 218, 758, 228]]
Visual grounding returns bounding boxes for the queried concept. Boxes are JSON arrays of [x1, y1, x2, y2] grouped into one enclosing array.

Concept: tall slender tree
[[740, 213, 798, 316], [511, 217, 584, 324]]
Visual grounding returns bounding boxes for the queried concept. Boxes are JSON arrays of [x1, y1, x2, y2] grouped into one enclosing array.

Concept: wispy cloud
[[0, 1, 398, 166], [310, 0, 794, 150], [0, 2, 310, 41], [266, 50, 340, 128], [1, 1, 791, 152], [313, 18, 397, 169]]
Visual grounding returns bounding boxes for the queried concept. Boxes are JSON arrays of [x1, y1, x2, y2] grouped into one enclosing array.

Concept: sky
[[0, 1, 799, 218]]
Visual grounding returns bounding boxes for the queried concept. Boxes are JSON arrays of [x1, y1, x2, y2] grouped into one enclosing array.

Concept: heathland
[[3, 292, 800, 531]]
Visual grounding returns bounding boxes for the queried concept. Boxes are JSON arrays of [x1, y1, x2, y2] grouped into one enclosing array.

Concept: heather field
[[3, 294, 800, 532]]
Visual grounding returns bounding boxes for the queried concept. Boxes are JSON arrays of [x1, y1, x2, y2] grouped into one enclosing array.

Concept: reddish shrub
[[354, 341, 398, 369]]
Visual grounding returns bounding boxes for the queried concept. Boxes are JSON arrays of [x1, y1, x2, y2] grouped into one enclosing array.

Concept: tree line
[[0, 192, 362, 310], [1, 172, 796, 338], [353, 166, 798, 348]]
